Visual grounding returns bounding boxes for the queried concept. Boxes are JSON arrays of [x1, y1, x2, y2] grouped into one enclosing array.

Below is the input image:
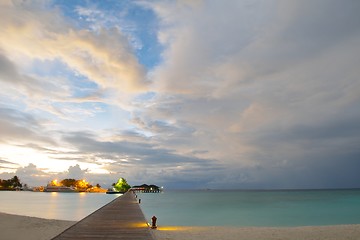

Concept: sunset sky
[[1, 0, 360, 189]]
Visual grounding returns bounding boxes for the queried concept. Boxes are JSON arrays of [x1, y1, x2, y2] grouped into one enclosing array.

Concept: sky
[[0, 0, 360, 189]]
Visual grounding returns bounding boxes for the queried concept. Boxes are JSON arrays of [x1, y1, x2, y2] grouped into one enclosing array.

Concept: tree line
[[0, 176, 22, 190], [60, 178, 100, 189], [50, 178, 102, 190]]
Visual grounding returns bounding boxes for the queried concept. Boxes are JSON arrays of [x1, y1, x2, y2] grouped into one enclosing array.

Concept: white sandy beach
[[0, 212, 75, 240], [1, 212, 360, 240], [152, 225, 360, 240]]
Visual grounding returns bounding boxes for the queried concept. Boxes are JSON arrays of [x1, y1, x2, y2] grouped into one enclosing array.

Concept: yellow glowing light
[[157, 226, 189, 231], [76, 179, 90, 189], [127, 222, 149, 228], [51, 179, 60, 186]]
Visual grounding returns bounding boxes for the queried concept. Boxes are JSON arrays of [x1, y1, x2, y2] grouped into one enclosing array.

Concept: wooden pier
[[52, 191, 155, 240]]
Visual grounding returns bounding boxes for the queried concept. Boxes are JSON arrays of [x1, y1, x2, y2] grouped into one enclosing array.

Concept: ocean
[[0, 191, 119, 221], [1, 189, 360, 227], [138, 189, 360, 227]]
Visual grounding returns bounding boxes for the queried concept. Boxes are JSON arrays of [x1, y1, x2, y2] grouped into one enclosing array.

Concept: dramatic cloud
[[61, 130, 223, 184], [136, 0, 360, 188], [0, 0, 359, 189], [0, 1, 147, 94]]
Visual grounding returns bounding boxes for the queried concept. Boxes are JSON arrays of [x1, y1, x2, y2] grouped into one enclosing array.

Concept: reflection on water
[[157, 226, 190, 231], [0, 191, 119, 221]]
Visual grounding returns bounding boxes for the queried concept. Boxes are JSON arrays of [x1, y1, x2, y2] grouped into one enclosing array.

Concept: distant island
[[1, 175, 107, 193], [1, 175, 162, 194], [106, 178, 131, 194], [0, 176, 22, 191], [41, 179, 107, 193], [107, 178, 163, 194]]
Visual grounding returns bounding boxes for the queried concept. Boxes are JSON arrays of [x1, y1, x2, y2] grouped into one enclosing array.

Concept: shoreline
[[1, 212, 360, 240]]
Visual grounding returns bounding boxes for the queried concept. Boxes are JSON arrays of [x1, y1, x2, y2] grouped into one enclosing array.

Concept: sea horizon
[[160, 187, 360, 191]]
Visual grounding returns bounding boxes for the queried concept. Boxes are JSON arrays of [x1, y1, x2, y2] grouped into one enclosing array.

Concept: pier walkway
[[52, 191, 155, 240]]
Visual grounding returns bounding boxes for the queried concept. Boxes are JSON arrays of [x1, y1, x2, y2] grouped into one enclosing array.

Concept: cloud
[[0, 53, 21, 83], [2, 163, 109, 187], [64, 164, 87, 180], [148, 0, 360, 96], [0, 107, 56, 145], [0, 158, 19, 171], [0, 1, 147, 94], [0, 53, 70, 105], [133, 0, 360, 188], [8, 163, 51, 187], [1, 0, 359, 189], [62, 130, 219, 167], [58, 129, 224, 187], [0, 50, 107, 121], [4, 160, 219, 189]]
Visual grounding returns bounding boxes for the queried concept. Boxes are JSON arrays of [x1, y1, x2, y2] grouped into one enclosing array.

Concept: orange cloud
[[0, 1, 147, 93]]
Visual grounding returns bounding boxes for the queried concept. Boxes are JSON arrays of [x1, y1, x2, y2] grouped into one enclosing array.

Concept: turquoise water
[[0, 191, 119, 221], [1, 189, 360, 226], [138, 189, 360, 227]]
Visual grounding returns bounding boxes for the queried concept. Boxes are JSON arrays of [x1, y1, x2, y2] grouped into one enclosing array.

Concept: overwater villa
[[131, 184, 162, 193]]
